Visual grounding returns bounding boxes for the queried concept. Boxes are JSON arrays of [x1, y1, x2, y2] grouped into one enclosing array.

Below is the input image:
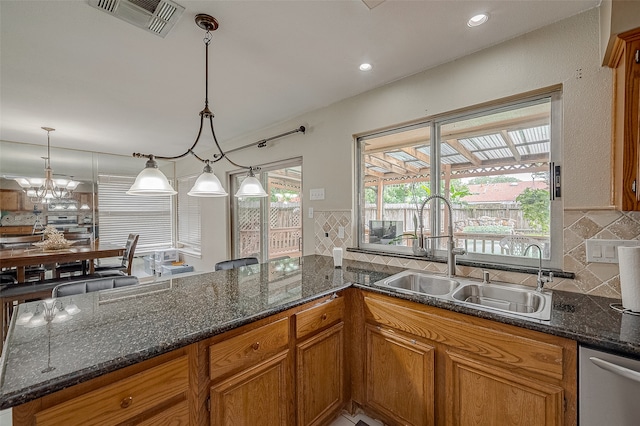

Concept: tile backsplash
[[314, 209, 640, 298]]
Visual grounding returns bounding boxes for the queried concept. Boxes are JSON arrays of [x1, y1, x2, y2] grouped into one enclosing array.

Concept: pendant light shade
[[235, 168, 268, 198], [188, 162, 228, 197], [127, 156, 176, 196]]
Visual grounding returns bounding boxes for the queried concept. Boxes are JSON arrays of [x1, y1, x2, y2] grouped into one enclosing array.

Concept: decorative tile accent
[[609, 215, 640, 240], [568, 216, 600, 240], [314, 211, 353, 257], [314, 209, 640, 298]]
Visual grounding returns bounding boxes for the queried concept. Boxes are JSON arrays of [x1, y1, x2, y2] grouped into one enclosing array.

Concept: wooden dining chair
[[94, 234, 139, 276], [0, 235, 46, 281], [55, 232, 95, 278]]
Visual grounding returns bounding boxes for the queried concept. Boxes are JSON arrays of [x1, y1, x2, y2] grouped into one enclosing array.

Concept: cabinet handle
[[120, 396, 133, 409], [252, 342, 260, 351], [321, 313, 328, 321]]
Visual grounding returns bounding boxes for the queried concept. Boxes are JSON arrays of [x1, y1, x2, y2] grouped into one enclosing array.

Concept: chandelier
[[127, 14, 305, 197], [14, 127, 79, 204]]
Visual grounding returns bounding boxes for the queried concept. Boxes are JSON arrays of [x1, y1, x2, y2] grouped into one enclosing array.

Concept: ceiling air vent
[[88, 0, 185, 38]]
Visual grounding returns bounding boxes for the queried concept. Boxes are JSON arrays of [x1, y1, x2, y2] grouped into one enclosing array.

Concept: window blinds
[[97, 174, 173, 251], [177, 175, 201, 253]]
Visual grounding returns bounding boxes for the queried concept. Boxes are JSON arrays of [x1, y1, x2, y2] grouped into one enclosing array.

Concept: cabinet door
[[0, 190, 20, 211], [612, 32, 640, 210], [210, 351, 289, 426], [365, 324, 435, 426], [445, 351, 564, 426], [296, 322, 344, 426]]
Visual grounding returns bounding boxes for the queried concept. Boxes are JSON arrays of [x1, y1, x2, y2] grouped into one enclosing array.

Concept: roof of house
[[462, 181, 548, 204]]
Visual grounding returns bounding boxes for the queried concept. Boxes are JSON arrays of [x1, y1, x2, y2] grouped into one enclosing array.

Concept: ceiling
[[0, 0, 600, 159]]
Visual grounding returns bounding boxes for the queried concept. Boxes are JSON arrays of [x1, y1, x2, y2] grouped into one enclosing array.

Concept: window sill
[[178, 248, 201, 258], [346, 247, 574, 279]]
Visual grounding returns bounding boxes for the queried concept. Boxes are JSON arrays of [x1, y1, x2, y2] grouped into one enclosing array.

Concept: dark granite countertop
[[1, 254, 639, 410]]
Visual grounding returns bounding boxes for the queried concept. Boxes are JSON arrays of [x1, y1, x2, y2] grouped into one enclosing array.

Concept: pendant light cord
[[132, 23, 305, 170]]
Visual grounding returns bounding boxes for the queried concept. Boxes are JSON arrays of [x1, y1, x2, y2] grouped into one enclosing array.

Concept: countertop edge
[[0, 284, 350, 409]]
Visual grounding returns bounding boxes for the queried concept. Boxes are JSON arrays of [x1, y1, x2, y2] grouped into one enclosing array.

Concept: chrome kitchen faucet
[[417, 194, 466, 278]]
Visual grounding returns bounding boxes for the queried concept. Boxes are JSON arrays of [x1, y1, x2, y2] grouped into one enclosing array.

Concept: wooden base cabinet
[[294, 295, 346, 426], [359, 292, 576, 426], [210, 351, 290, 426], [296, 322, 345, 426], [445, 351, 564, 426], [364, 324, 435, 426], [12, 346, 196, 426]]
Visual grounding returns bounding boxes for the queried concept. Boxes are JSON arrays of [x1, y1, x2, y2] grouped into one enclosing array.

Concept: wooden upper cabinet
[[610, 28, 640, 210], [0, 189, 21, 211]]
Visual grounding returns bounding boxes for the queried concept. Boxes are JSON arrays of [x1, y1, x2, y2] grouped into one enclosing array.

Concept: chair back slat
[[63, 232, 93, 245], [122, 234, 139, 275], [0, 235, 43, 249]]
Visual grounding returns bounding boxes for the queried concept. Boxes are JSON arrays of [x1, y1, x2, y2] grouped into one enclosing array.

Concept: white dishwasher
[[579, 345, 640, 425]]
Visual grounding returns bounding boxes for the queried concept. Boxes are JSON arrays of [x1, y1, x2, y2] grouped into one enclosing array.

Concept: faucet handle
[[452, 247, 466, 256], [547, 271, 554, 283]]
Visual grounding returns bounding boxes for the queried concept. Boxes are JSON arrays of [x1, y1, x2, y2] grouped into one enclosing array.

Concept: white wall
[[181, 8, 613, 270], [600, 0, 640, 64]]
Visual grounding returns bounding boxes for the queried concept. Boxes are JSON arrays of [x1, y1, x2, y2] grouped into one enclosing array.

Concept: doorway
[[231, 159, 302, 262]]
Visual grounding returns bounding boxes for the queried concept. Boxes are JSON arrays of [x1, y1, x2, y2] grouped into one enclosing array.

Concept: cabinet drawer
[[137, 400, 189, 426], [35, 355, 189, 426], [295, 295, 344, 340], [209, 317, 289, 381], [364, 295, 565, 381]]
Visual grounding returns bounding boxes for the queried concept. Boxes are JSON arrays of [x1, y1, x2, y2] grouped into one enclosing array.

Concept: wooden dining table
[[0, 241, 126, 283]]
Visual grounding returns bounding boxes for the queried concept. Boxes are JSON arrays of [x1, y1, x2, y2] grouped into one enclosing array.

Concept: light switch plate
[[586, 239, 640, 263], [309, 188, 325, 200]]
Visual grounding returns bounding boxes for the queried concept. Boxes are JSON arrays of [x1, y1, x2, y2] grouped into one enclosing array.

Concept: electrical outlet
[[309, 188, 325, 200], [308, 207, 313, 218], [586, 239, 640, 263], [338, 226, 345, 239]]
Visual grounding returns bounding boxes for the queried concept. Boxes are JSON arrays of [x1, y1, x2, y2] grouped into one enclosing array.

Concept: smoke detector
[[88, 0, 185, 38]]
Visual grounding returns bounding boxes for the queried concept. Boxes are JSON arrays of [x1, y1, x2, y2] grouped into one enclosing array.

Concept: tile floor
[[330, 410, 385, 426]]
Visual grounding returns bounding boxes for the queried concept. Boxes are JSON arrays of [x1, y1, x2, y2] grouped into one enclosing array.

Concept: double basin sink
[[373, 270, 551, 321]]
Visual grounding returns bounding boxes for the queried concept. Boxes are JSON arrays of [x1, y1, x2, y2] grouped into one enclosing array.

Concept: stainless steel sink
[[373, 271, 552, 321], [376, 270, 460, 296], [451, 283, 551, 320]]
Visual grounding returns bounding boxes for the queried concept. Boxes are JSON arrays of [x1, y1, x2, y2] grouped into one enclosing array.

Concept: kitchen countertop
[[1, 254, 639, 409]]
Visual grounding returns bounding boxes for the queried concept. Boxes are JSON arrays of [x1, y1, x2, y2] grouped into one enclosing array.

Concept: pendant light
[[14, 127, 80, 204], [187, 160, 227, 197], [126, 155, 176, 196], [235, 167, 268, 198], [128, 14, 305, 197]]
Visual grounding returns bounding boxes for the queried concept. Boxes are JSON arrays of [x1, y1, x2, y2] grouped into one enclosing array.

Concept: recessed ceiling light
[[359, 63, 373, 71], [467, 13, 489, 27]]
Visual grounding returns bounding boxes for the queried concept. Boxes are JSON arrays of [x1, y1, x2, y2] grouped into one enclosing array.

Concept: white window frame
[[356, 89, 563, 270], [176, 174, 201, 256]]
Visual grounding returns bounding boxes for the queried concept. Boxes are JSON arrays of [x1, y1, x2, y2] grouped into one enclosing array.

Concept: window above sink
[[355, 87, 563, 271]]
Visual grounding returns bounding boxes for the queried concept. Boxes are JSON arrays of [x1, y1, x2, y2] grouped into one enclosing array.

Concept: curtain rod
[[212, 126, 306, 160]]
